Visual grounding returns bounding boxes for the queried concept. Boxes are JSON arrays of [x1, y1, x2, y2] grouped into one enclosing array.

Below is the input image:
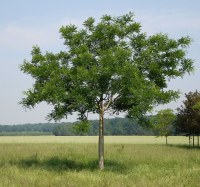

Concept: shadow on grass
[[168, 144, 200, 150], [16, 155, 127, 173]]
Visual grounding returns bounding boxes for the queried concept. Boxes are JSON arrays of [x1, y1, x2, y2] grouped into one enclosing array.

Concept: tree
[[20, 12, 194, 169], [176, 91, 200, 147], [152, 109, 176, 145], [53, 123, 74, 136]]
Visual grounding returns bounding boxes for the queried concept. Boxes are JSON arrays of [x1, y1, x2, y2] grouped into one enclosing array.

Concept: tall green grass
[[0, 136, 199, 186]]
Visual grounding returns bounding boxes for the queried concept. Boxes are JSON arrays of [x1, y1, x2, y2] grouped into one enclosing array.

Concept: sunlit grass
[[0, 135, 189, 144], [0, 136, 199, 186]]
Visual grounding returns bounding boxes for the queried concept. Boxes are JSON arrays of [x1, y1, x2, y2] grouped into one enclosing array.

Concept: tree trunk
[[193, 135, 194, 148], [189, 135, 191, 146], [165, 136, 168, 145], [198, 135, 199, 148], [98, 99, 104, 170]]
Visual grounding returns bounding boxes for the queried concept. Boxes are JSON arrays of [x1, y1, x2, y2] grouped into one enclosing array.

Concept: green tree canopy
[[176, 91, 200, 136], [152, 109, 176, 144], [20, 12, 194, 169]]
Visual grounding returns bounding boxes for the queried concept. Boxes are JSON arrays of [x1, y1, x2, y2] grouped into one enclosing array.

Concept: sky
[[0, 0, 200, 125]]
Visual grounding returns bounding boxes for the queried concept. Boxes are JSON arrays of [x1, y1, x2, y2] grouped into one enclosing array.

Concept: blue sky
[[0, 0, 200, 125]]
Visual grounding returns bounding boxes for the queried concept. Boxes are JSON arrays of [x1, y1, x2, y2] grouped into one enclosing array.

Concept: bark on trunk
[[165, 136, 168, 145], [198, 135, 199, 148], [189, 135, 191, 146], [98, 99, 104, 170], [193, 135, 195, 148]]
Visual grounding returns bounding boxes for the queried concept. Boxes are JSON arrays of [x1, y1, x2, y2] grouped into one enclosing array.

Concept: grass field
[[0, 136, 200, 187], [0, 135, 190, 144]]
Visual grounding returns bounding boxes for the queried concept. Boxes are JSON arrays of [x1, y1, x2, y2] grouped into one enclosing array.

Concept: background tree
[[175, 91, 200, 147], [20, 12, 194, 169], [151, 109, 176, 145], [73, 120, 91, 135]]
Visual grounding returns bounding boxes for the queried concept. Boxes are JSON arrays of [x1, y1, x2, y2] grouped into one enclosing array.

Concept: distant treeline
[[0, 131, 52, 136], [0, 123, 59, 136], [53, 118, 153, 136], [0, 118, 153, 136]]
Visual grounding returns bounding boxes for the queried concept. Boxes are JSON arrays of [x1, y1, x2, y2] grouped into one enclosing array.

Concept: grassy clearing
[[0, 135, 189, 144], [0, 136, 199, 186]]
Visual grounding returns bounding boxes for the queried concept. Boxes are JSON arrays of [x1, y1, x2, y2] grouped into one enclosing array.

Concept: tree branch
[[104, 96, 113, 111]]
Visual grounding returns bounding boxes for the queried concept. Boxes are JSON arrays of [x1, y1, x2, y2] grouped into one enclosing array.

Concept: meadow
[[0, 136, 200, 187]]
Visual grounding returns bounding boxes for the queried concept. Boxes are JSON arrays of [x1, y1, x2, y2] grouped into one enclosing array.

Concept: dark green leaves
[[73, 120, 91, 134], [176, 91, 200, 135], [20, 12, 194, 125]]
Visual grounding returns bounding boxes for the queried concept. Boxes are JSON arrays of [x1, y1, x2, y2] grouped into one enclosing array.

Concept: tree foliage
[[151, 109, 176, 144], [176, 91, 200, 136], [0, 123, 57, 133], [52, 118, 153, 136], [73, 120, 91, 134], [20, 12, 194, 169], [0, 118, 153, 136], [20, 12, 193, 122]]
